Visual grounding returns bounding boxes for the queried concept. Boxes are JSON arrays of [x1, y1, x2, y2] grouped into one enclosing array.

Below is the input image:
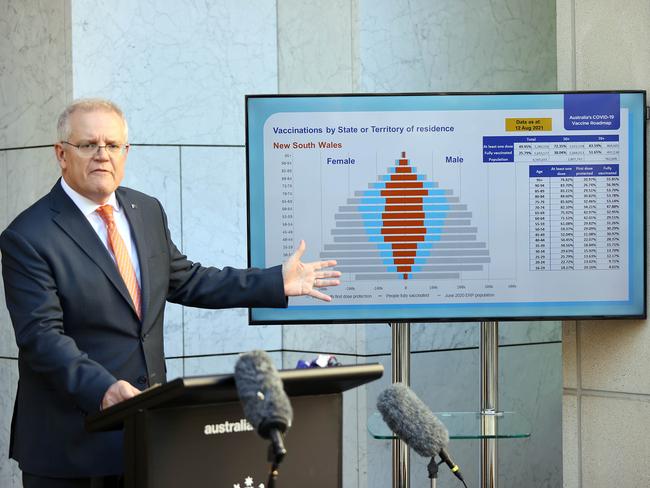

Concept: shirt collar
[[60, 177, 120, 217]]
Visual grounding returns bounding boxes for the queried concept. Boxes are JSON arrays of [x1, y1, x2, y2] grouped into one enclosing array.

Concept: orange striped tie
[[96, 205, 142, 319]]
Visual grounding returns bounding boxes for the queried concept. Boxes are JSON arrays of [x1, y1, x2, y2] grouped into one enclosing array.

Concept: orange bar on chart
[[383, 235, 425, 242], [381, 189, 429, 197], [385, 197, 423, 205], [382, 212, 425, 220], [385, 182, 424, 189], [381, 227, 427, 235]]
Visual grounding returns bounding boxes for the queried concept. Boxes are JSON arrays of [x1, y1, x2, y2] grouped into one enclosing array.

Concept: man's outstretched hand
[[282, 240, 341, 302]]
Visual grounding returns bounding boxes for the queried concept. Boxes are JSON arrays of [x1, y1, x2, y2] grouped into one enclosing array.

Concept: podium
[[86, 364, 384, 488]]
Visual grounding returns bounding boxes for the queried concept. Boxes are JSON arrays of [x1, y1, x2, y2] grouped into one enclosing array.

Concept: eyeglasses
[[61, 141, 129, 156]]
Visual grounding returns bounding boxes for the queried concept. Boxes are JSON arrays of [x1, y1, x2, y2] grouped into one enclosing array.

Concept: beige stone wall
[[559, 1, 650, 487]]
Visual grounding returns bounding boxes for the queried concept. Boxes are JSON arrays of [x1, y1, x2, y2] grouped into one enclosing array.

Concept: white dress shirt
[[60, 178, 142, 286]]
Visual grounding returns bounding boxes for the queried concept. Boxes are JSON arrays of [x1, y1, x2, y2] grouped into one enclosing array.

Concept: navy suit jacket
[[0, 180, 286, 477]]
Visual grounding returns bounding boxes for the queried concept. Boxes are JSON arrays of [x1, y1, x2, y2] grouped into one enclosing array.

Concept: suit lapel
[[49, 181, 139, 319], [117, 188, 151, 326]]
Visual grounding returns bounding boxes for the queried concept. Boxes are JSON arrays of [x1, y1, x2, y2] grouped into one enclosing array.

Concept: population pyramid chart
[[320, 152, 490, 281]]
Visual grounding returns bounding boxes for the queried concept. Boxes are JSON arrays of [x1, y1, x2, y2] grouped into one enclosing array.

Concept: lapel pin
[[131, 204, 137, 209]]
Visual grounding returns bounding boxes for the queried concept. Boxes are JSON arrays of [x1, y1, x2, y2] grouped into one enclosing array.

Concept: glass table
[[368, 410, 531, 440]]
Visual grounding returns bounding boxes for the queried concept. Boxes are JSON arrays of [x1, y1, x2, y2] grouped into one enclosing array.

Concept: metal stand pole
[[390, 322, 410, 488], [480, 321, 499, 488], [427, 456, 439, 488]]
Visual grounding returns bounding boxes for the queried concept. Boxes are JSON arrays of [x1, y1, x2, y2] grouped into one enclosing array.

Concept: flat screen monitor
[[245, 91, 646, 324]]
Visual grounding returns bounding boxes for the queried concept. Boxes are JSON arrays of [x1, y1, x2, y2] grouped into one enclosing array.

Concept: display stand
[[383, 321, 530, 488], [390, 322, 411, 488], [86, 364, 383, 488], [480, 321, 499, 488]]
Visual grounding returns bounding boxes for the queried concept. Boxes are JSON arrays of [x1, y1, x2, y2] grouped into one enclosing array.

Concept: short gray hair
[[57, 98, 129, 142]]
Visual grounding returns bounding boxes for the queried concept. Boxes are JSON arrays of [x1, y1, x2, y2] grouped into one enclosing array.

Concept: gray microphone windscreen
[[376, 383, 449, 458], [234, 350, 293, 438]]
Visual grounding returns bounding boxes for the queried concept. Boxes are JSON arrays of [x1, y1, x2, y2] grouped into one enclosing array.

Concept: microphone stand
[[427, 457, 439, 488], [267, 461, 279, 488], [267, 429, 286, 488]]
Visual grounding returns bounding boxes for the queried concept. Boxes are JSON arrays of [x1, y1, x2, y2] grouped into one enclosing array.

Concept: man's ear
[[54, 143, 66, 170]]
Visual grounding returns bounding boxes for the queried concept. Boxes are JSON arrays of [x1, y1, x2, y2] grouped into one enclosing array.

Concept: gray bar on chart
[[432, 242, 486, 248], [405, 273, 461, 279], [336, 257, 490, 266], [336, 266, 399, 273], [353, 190, 453, 196], [344, 197, 462, 204], [415, 257, 491, 264], [443, 211, 473, 218], [336, 259, 386, 266], [331, 225, 478, 235], [328, 228, 484, 235], [429, 249, 490, 256], [335, 220, 434, 227], [371, 181, 440, 188], [353, 273, 407, 280], [335, 219, 436, 227], [439, 235, 478, 241], [437, 227, 477, 233], [339, 203, 464, 212], [323, 243, 378, 250], [417, 265, 484, 272], [330, 235, 484, 242], [337, 264, 483, 273], [333, 236, 379, 242], [320, 249, 490, 258], [320, 251, 382, 258], [431, 219, 471, 226], [335, 213, 363, 220], [322, 242, 487, 250], [331, 229, 376, 235], [336, 220, 369, 227], [354, 273, 460, 280]]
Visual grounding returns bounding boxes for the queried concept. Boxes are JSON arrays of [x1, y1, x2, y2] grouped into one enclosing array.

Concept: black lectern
[[86, 364, 384, 488]]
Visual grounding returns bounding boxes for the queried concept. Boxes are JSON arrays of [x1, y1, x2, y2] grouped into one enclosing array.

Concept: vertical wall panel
[[563, 321, 578, 389], [562, 394, 579, 488], [278, 0, 355, 93], [358, 0, 557, 93], [580, 320, 650, 394], [0, 359, 19, 488], [0, 3, 69, 484], [558, 1, 650, 485], [581, 396, 650, 488], [0, 0, 68, 149], [498, 343, 562, 487], [70, 0, 278, 145], [574, 0, 650, 90], [180, 146, 281, 356], [555, 0, 576, 91]]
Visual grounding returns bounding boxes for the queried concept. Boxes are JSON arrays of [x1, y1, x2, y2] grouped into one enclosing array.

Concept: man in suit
[[0, 99, 340, 488]]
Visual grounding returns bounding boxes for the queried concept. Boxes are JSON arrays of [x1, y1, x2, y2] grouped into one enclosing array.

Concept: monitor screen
[[246, 91, 646, 324]]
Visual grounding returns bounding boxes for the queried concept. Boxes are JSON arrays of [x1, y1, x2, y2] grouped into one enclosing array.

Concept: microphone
[[377, 383, 466, 485], [234, 350, 293, 465]]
